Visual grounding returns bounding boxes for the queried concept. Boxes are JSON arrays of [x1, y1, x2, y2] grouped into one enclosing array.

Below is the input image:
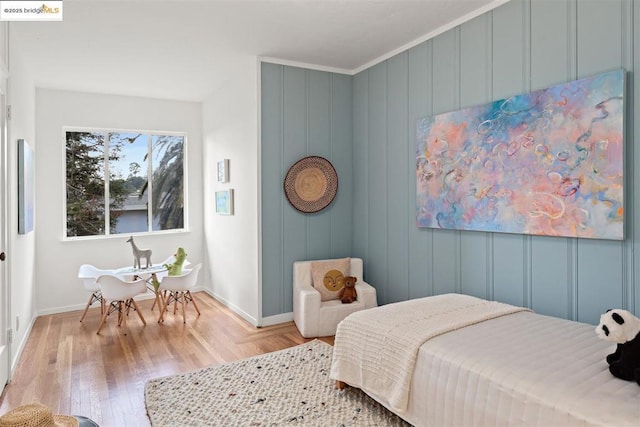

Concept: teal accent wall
[[261, 63, 353, 317], [352, 0, 639, 324], [261, 0, 640, 324]]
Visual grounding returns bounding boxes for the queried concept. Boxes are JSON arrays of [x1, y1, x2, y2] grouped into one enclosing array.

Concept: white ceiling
[[10, 0, 509, 102]]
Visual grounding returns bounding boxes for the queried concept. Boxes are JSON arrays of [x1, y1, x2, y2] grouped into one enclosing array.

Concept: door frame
[[0, 83, 9, 389], [0, 20, 10, 388]]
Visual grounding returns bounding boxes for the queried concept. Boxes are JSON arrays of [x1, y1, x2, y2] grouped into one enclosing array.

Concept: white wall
[[35, 89, 205, 314], [202, 56, 260, 325], [7, 47, 37, 371]]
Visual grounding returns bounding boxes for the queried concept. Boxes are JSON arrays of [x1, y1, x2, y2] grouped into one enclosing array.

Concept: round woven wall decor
[[284, 156, 338, 213]]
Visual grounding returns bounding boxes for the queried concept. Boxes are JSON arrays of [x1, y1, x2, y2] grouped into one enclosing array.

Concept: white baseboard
[[261, 312, 293, 327], [200, 288, 261, 327], [33, 288, 293, 340], [10, 315, 37, 378], [195, 289, 293, 328], [36, 290, 158, 317]]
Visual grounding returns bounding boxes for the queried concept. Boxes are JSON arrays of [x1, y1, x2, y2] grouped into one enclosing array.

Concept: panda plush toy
[[595, 309, 640, 385]]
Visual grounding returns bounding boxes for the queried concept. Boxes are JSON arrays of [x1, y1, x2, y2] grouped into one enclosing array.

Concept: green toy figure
[[164, 247, 187, 276], [152, 247, 187, 290]]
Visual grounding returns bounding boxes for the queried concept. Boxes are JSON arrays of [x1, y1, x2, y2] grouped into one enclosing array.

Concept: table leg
[[150, 273, 166, 323]]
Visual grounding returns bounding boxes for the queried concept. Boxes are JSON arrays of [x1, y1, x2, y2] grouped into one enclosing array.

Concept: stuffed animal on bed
[[595, 309, 640, 385], [339, 276, 357, 304]]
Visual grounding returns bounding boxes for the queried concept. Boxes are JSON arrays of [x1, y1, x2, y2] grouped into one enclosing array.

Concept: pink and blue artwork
[[416, 69, 624, 240]]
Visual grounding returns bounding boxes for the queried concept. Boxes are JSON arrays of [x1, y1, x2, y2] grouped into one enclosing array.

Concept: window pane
[[66, 131, 106, 237], [151, 135, 184, 231], [65, 129, 185, 238], [108, 132, 149, 234]]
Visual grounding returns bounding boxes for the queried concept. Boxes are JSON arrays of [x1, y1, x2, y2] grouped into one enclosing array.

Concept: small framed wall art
[[215, 189, 234, 215], [217, 159, 229, 183], [18, 139, 34, 234]]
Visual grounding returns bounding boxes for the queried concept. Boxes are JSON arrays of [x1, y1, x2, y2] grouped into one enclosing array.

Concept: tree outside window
[[65, 130, 185, 238]]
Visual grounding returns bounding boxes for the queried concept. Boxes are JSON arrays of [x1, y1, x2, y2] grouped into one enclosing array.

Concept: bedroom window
[[65, 129, 186, 238]]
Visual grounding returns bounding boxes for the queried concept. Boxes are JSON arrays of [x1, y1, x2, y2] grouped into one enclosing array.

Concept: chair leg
[[117, 301, 124, 326], [79, 295, 94, 323], [158, 292, 171, 323], [130, 299, 146, 326], [180, 292, 186, 323], [187, 291, 201, 316], [80, 292, 101, 323], [151, 292, 158, 311], [120, 302, 128, 331], [96, 301, 111, 334], [159, 290, 169, 314], [154, 290, 164, 322], [158, 303, 166, 323]]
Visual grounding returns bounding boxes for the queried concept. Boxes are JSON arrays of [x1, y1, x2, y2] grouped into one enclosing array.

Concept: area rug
[[144, 340, 410, 426]]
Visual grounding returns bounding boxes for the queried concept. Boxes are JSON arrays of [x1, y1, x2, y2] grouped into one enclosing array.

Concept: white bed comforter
[[329, 293, 529, 413], [330, 294, 640, 427]]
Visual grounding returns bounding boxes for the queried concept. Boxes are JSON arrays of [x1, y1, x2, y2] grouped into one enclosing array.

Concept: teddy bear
[[595, 308, 640, 385], [339, 276, 357, 304]]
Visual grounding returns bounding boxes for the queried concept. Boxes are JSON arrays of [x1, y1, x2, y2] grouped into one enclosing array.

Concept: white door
[[0, 91, 9, 390]]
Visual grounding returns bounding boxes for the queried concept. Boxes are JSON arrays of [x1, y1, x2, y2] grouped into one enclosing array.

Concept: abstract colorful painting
[[416, 69, 624, 240]]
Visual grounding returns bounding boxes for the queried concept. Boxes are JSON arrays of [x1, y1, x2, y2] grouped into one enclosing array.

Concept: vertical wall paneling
[[262, 0, 640, 320], [633, 0, 640, 314], [330, 74, 354, 259], [488, 0, 528, 307], [459, 15, 492, 299], [576, 0, 623, 78], [307, 71, 332, 260], [386, 53, 410, 303], [261, 63, 285, 316], [407, 42, 433, 299], [261, 63, 354, 317], [528, 0, 572, 319], [352, 72, 370, 263], [567, 0, 579, 320], [367, 63, 389, 302], [429, 30, 460, 297], [579, 240, 624, 322], [282, 67, 308, 314], [621, 0, 634, 317], [575, 0, 625, 323], [530, 237, 570, 318]]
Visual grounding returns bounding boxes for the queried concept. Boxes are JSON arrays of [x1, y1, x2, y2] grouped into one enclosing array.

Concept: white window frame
[[63, 127, 188, 240]]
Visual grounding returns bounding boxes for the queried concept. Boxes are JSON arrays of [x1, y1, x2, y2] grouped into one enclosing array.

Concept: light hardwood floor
[[0, 292, 333, 426]]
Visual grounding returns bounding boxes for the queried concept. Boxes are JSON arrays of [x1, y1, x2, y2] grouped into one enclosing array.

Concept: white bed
[[330, 294, 640, 427]]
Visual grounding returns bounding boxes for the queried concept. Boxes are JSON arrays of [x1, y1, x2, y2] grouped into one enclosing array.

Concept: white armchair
[[293, 257, 377, 338]]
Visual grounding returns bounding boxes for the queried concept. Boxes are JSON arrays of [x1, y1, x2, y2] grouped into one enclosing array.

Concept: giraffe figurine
[[126, 236, 152, 269]]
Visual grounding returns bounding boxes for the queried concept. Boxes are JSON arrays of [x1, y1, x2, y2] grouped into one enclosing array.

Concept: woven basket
[[284, 156, 338, 213]]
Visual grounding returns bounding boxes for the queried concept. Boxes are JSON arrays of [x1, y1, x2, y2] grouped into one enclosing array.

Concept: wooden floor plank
[[0, 293, 333, 426]]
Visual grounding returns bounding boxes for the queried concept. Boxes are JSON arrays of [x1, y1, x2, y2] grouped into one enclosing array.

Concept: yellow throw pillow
[[311, 258, 351, 301]]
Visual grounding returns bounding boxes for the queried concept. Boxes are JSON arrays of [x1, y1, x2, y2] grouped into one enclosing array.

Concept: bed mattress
[[361, 310, 640, 427]]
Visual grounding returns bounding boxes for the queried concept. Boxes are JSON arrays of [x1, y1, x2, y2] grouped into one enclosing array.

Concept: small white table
[[114, 264, 167, 278]]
